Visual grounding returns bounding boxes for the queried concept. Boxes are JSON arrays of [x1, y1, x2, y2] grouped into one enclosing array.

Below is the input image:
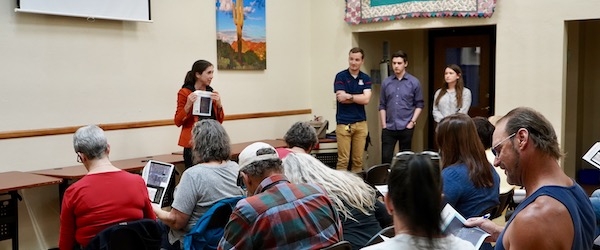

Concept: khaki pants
[[336, 121, 368, 173]]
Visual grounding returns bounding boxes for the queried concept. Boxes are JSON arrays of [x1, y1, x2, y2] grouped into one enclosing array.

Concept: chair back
[[84, 219, 162, 250], [365, 164, 390, 186], [491, 188, 514, 219], [183, 196, 244, 250], [364, 225, 395, 246], [480, 205, 498, 219], [320, 241, 352, 250]]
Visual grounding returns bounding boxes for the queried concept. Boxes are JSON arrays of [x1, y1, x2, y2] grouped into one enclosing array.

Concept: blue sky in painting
[[216, 0, 266, 44]]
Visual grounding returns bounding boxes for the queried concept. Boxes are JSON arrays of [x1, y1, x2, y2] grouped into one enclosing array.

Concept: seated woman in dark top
[[436, 113, 500, 218], [283, 153, 390, 250]]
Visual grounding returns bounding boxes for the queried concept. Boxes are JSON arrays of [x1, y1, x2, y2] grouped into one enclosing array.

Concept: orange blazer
[[174, 87, 224, 148]]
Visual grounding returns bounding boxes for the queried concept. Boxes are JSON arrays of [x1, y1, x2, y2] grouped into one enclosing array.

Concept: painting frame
[[216, 0, 267, 70]]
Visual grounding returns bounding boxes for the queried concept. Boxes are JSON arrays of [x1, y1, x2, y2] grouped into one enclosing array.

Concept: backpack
[[183, 196, 244, 250]]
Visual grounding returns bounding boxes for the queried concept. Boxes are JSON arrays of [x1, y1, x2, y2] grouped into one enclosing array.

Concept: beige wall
[[0, 0, 312, 248], [309, 1, 600, 174], [0, 0, 313, 173], [2, 0, 600, 248]]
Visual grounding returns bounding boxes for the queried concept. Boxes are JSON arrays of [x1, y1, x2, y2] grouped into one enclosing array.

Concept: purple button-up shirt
[[378, 72, 424, 130]]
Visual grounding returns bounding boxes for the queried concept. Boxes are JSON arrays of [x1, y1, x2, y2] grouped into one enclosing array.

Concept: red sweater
[[59, 171, 156, 249], [174, 87, 225, 148]]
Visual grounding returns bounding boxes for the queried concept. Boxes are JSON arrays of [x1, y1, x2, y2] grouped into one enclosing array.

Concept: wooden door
[[427, 26, 496, 149]]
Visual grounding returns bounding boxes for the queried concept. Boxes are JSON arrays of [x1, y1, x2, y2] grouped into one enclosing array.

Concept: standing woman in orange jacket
[[174, 60, 225, 169]]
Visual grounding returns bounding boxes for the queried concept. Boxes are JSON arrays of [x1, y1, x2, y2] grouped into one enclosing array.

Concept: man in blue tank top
[[465, 107, 595, 250]]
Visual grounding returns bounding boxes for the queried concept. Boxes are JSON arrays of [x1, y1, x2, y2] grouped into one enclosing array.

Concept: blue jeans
[[590, 189, 600, 237]]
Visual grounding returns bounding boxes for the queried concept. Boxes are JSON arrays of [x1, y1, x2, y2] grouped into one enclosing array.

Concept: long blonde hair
[[283, 153, 376, 221]]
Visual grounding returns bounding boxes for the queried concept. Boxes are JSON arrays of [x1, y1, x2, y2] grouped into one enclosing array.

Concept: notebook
[[583, 142, 600, 169], [141, 160, 175, 206]]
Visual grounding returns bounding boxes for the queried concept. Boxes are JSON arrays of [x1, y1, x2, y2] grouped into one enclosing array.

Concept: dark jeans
[[157, 220, 181, 250], [381, 128, 414, 164], [183, 147, 193, 169]]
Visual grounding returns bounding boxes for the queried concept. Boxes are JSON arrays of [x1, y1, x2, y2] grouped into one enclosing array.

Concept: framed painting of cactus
[[216, 0, 267, 70]]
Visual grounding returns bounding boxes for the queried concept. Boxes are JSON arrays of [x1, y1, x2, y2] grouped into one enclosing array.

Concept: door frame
[[427, 25, 497, 149]]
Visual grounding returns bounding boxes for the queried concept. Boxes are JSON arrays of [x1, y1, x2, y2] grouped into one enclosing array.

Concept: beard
[[506, 143, 521, 186]]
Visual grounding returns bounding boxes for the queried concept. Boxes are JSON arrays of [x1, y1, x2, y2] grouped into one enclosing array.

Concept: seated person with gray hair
[[276, 121, 319, 159], [219, 142, 342, 249], [59, 125, 156, 250], [153, 119, 244, 249]]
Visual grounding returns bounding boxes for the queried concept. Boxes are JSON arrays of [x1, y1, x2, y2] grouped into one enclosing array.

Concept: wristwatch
[[411, 120, 417, 125]]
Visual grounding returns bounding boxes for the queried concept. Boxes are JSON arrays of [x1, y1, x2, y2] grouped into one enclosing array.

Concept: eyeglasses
[[391, 151, 440, 167], [76, 154, 83, 163], [236, 172, 246, 191], [491, 133, 516, 157]]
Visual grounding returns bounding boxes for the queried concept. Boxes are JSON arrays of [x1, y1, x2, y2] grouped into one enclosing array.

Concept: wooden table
[[0, 171, 62, 250], [172, 139, 288, 160], [30, 154, 184, 202]]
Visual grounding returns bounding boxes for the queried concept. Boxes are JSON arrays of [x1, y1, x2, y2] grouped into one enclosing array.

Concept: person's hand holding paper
[[464, 216, 504, 243], [193, 90, 213, 116], [212, 91, 222, 108]]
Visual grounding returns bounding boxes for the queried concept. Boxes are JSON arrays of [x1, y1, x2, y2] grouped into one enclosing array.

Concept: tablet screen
[[147, 162, 171, 187], [143, 160, 174, 205]]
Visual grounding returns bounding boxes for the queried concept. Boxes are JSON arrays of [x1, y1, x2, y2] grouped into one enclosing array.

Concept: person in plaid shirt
[[218, 142, 343, 250]]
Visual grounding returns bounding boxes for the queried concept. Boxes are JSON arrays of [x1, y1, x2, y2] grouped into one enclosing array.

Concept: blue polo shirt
[[333, 69, 372, 125]]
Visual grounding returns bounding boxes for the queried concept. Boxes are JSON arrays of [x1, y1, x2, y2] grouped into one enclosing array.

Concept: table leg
[[9, 191, 19, 250]]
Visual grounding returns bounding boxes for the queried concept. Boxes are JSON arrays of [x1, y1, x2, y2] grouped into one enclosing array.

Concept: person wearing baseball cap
[[219, 142, 343, 249]]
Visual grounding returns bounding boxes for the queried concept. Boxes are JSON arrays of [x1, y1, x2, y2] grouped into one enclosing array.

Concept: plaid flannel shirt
[[218, 174, 342, 250]]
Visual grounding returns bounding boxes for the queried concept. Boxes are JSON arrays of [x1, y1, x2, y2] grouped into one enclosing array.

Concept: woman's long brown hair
[[434, 64, 465, 108], [436, 113, 494, 188]]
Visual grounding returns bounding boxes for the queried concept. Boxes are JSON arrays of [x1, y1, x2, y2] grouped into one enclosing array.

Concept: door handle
[[482, 106, 490, 111]]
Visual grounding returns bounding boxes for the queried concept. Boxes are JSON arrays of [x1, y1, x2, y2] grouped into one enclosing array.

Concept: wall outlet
[[332, 100, 337, 109]]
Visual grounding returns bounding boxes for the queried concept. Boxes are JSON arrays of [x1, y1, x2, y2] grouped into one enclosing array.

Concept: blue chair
[[183, 196, 244, 250]]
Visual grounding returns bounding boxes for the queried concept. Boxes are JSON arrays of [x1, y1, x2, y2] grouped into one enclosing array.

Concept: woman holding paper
[[174, 60, 225, 169]]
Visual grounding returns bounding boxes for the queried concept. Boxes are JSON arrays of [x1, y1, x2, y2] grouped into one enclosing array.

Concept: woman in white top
[[432, 64, 472, 123], [362, 153, 474, 250]]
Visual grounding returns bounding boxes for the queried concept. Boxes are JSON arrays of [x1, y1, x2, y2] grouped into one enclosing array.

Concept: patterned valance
[[345, 0, 496, 25]]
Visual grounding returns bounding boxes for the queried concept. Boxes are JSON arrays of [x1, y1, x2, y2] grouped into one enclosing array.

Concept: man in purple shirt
[[379, 50, 424, 164]]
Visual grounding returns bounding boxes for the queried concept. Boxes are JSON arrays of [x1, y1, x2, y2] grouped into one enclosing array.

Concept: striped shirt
[[218, 174, 342, 250]]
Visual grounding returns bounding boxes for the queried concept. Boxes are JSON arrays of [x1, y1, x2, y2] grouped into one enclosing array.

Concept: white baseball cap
[[238, 142, 280, 169]]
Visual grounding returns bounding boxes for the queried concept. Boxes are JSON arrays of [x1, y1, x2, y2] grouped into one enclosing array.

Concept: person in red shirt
[[58, 125, 155, 250], [174, 60, 225, 169]]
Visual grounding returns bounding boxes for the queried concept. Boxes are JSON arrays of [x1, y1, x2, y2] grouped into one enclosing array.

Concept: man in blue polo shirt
[[379, 50, 424, 164], [333, 47, 372, 173]]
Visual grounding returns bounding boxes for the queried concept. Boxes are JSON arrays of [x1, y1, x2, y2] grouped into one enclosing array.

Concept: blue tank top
[[496, 184, 595, 250]]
